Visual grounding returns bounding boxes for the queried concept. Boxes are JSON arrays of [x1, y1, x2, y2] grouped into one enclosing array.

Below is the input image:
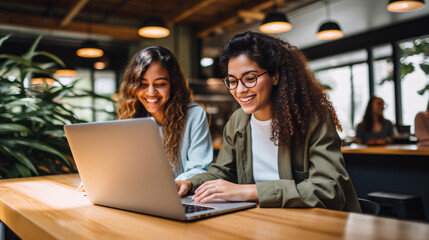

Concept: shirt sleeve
[[175, 105, 213, 180], [188, 118, 238, 191]]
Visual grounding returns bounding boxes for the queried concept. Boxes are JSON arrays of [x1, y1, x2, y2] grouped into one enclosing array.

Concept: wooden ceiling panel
[[0, 0, 320, 40]]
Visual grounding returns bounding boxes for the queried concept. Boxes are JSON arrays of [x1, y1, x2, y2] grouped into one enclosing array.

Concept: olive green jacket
[[188, 108, 361, 212]]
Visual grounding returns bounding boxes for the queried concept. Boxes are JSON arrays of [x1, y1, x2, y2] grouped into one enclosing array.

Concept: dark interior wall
[[0, 33, 130, 72], [302, 15, 429, 61]]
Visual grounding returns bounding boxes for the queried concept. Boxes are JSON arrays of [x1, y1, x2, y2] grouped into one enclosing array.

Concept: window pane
[[309, 49, 367, 71], [315, 66, 351, 139], [352, 63, 369, 132], [60, 68, 93, 122], [94, 70, 117, 121], [374, 58, 395, 124], [399, 35, 429, 133]]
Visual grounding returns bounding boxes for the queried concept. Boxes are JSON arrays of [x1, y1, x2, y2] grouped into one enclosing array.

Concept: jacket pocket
[[293, 170, 309, 184]]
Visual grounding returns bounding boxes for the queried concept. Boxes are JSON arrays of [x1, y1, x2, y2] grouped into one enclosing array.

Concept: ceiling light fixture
[[31, 73, 55, 86], [259, 12, 292, 34], [316, 0, 344, 40], [77, 2, 103, 58], [387, 0, 425, 12], [54, 68, 77, 78], [138, 18, 170, 38], [77, 40, 104, 58]]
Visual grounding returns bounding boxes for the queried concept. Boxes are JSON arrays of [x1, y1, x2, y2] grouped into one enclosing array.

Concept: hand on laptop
[[76, 182, 86, 192], [192, 179, 258, 203], [176, 180, 192, 197]]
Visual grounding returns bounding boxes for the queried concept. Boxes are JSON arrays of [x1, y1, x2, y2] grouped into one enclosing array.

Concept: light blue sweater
[[174, 103, 213, 180]]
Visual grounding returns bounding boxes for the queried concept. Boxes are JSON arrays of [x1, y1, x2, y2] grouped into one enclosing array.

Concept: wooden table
[[1, 174, 429, 240], [341, 143, 429, 156]]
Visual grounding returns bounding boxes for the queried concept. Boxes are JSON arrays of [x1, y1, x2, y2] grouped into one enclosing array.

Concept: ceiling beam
[[60, 0, 90, 27], [238, 10, 265, 21], [167, 0, 216, 25], [195, 0, 287, 39], [0, 10, 140, 41]]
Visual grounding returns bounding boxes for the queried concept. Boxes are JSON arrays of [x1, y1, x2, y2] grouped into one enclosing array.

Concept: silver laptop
[[64, 117, 256, 221]]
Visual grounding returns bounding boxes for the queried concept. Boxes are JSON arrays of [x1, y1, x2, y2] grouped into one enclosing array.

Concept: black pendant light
[[259, 13, 292, 34], [77, 2, 103, 58], [138, 18, 170, 38], [31, 73, 55, 86], [316, 0, 344, 40], [387, 0, 425, 12], [77, 40, 104, 58]]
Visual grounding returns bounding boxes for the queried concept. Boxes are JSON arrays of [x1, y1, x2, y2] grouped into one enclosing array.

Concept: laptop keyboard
[[183, 204, 215, 213]]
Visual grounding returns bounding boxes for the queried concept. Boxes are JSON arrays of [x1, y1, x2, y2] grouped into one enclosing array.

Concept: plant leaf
[[0, 123, 32, 135], [34, 51, 65, 67], [24, 35, 43, 59], [2, 139, 71, 167], [0, 145, 38, 175]]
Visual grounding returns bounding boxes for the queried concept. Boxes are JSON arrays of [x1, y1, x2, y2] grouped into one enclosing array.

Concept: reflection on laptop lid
[[64, 117, 255, 221]]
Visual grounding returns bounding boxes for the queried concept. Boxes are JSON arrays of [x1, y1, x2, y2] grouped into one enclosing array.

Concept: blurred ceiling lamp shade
[[138, 18, 170, 38], [31, 73, 55, 85], [94, 57, 110, 70], [316, 0, 344, 40], [316, 21, 344, 40], [387, 0, 425, 12], [259, 13, 292, 34], [54, 68, 77, 78], [76, 40, 104, 58]]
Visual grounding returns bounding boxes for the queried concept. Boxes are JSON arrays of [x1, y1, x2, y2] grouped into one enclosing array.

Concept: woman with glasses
[[355, 96, 395, 145], [176, 31, 361, 212]]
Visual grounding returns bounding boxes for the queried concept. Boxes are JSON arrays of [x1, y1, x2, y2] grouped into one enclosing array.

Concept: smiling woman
[[176, 31, 361, 213], [114, 46, 213, 180]]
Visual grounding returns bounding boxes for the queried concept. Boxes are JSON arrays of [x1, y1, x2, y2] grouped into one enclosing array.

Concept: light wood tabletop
[[1, 174, 429, 240], [341, 143, 429, 156]]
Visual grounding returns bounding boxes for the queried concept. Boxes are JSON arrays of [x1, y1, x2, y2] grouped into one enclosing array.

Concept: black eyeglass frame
[[223, 71, 268, 90]]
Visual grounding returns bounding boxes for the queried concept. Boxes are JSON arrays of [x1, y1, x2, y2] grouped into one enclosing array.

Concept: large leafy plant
[[0, 35, 110, 178], [381, 38, 429, 95]]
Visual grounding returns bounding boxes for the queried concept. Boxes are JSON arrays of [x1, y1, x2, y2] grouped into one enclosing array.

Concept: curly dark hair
[[220, 31, 341, 145], [361, 96, 385, 133], [117, 46, 192, 167]]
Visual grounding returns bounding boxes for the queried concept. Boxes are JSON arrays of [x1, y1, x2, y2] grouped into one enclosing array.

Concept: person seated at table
[[414, 100, 429, 147], [78, 47, 213, 191], [355, 96, 395, 145], [175, 31, 361, 212]]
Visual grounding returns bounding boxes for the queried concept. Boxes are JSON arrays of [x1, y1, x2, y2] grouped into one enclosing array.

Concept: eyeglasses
[[224, 72, 268, 90]]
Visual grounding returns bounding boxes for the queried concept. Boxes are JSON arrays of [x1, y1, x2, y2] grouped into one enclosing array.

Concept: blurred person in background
[[355, 96, 395, 145], [414, 100, 429, 147]]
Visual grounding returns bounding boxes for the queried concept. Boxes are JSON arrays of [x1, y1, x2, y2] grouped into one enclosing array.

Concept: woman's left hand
[[192, 179, 258, 203]]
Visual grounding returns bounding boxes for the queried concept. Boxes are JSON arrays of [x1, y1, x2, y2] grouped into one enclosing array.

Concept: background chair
[[359, 198, 381, 216]]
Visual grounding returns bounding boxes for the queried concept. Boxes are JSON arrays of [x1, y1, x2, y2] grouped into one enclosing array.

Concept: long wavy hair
[[361, 96, 385, 133], [117, 46, 192, 167], [220, 31, 341, 146]]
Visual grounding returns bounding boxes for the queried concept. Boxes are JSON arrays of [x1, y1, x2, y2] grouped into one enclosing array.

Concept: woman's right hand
[[76, 182, 86, 192], [175, 180, 192, 197]]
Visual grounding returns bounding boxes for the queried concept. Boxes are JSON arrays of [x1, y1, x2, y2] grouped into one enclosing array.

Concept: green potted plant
[[0, 35, 114, 178]]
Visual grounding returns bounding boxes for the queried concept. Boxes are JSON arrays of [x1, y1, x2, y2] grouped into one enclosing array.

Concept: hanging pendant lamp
[[316, 0, 344, 40], [138, 18, 170, 38], [259, 13, 292, 34], [77, 2, 103, 58], [316, 21, 344, 40], [31, 73, 55, 86], [77, 40, 104, 58], [387, 0, 425, 12]]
